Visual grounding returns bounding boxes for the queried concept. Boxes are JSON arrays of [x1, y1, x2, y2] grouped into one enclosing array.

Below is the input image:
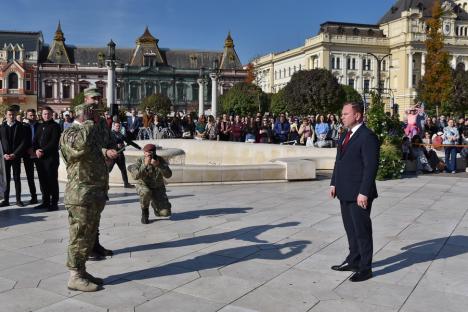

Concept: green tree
[[270, 88, 288, 115], [283, 69, 345, 116], [450, 67, 468, 116], [341, 85, 363, 103], [71, 91, 84, 109], [417, 0, 453, 113], [139, 93, 172, 117], [219, 82, 268, 116]]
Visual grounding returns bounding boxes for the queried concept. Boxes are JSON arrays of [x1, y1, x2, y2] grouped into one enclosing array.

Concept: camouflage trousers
[[66, 202, 105, 270], [136, 184, 171, 212]]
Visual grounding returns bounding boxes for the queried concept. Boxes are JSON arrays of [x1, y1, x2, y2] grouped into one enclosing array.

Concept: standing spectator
[[109, 122, 134, 188], [244, 117, 258, 142], [328, 114, 341, 146], [298, 117, 314, 145], [258, 118, 273, 143], [425, 117, 438, 137], [195, 115, 207, 139], [126, 108, 141, 140], [142, 107, 154, 128], [170, 116, 182, 138], [0, 105, 27, 207], [62, 113, 73, 131], [104, 111, 113, 129], [457, 117, 465, 145], [437, 115, 447, 132], [181, 115, 195, 139], [22, 109, 39, 205], [315, 114, 330, 145], [273, 113, 290, 143], [442, 118, 460, 173], [230, 115, 244, 142], [288, 117, 300, 143], [205, 115, 218, 140], [33, 106, 62, 211], [218, 114, 231, 141]]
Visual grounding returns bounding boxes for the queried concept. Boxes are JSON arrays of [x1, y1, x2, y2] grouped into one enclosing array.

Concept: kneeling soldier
[[128, 144, 172, 224]]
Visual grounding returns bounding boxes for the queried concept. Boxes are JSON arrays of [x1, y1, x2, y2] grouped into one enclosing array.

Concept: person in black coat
[[22, 109, 40, 205], [33, 106, 61, 211], [330, 102, 380, 282], [0, 106, 27, 206], [109, 121, 134, 188]]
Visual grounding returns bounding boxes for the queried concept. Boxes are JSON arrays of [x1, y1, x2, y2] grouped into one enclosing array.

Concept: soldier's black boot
[[141, 208, 149, 224], [93, 230, 113, 257]]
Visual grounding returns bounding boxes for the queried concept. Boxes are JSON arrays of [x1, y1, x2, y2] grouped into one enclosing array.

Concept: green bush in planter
[[377, 140, 405, 181]]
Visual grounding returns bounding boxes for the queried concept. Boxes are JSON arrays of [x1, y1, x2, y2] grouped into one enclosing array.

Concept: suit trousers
[[22, 156, 37, 198], [108, 155, 129, 185], [36, 157, 59, 206], [340, 199, 373, 271], [4, 159, 21, 202]]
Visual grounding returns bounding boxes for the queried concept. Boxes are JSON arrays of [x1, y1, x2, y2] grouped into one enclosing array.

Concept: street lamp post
[[367, 53, 391, 102], [106, 39, 118, 117]]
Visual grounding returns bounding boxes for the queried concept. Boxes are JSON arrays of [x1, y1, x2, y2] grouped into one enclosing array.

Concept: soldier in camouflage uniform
[[128, 144, 172, 224], [60, 87, 118, 292]]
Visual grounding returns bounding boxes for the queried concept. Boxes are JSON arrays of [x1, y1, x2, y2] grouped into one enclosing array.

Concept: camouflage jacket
[[60, 118, 115, 205], [128, 156, 172, 188]]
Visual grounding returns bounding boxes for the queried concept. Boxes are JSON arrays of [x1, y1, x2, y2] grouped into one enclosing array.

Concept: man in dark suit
[[330, 102, 380, 282], [22, 109, 39, 205], [126, 108, 141, 140], [33, 106, 61, 211], [0, 105, 27, 207]]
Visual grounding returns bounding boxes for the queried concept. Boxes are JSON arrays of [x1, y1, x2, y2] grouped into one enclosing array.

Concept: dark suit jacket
[[33, 120, 61, 160], [126, 116, 142, 132], [22, 122, 40, 155], [330, 124, 380, 201], [0, 121, 27, 157]]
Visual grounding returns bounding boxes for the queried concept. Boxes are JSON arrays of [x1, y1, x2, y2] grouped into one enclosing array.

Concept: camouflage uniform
[[128, 156, 172, 219], [60, 118, 113, 271]]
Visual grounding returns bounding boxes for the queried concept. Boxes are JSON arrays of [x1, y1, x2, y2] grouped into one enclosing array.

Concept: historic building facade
[[0, 31, 43, 110], [252, 0, 468, 114], [38, 23, 247, 113]]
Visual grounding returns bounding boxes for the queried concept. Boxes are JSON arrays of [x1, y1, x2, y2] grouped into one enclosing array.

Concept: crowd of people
[[401, 104, 468, 174]]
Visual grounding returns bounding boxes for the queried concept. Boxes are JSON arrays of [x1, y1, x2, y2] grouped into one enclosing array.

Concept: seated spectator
[[298, 118, 314, 146], [411, 135, 433, 173], [402, 137, 411, 160], [422, 131, 443, 173]]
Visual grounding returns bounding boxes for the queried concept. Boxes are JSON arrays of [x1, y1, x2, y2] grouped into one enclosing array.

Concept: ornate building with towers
[[37, 23, 246, 114], [252, 0, 468, 115]]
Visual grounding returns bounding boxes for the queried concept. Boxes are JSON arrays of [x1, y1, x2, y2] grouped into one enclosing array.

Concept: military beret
[[83, 87, 101, 97], [143, 144, 157, 152]]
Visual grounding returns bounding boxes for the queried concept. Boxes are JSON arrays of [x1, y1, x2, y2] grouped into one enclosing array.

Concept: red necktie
[[341, 130, 353, 151]]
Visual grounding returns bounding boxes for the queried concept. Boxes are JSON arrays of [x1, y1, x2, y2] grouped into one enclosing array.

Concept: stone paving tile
[[175, 275, 261, 303], [399, 286, 468, 312], [0, 259, 67, 286], [309, 299, 397, 312], [0, 250, 39, 271], [0, 287, 66, 312], [34, 298, 108, 312], [0, 276, 15, 293], [135, 291, 224, 312], [74, 280, 164, 311]]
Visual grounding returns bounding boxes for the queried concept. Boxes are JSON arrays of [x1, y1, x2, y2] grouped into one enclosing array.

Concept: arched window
[[8, 72, 18, 89]]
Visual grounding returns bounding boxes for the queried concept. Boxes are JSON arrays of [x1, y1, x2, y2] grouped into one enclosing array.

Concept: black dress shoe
[[124, 183, 135, 189], [349, 270, 373, 282], [33, 203, 49, 210], [47, 204, 59, 211], [88, 251, 106, 261], [331, 262, 358, 272], [16, 201, 25, 207], [28, 197, 38, 205], [0, 201, 10, 207]]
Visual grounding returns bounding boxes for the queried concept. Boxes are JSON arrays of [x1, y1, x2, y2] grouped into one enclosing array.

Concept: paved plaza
[[0, 173, 467, 311]]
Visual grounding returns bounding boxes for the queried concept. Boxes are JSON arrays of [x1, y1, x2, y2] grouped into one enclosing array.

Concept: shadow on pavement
[[373, 235, 468, 276]]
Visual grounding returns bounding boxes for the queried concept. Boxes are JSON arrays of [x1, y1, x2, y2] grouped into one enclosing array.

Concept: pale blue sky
[[3, 0, 396, 63]]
